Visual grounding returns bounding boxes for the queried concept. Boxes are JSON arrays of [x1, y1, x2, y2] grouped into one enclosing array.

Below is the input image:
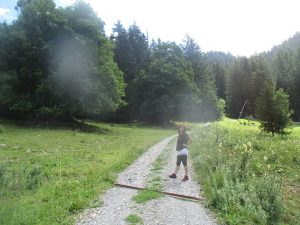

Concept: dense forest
[[0, 0, 299, 124], [212, 33, 300, 121]]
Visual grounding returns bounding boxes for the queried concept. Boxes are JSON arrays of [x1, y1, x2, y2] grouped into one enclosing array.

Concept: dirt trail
[[76, 135, 217, 225]]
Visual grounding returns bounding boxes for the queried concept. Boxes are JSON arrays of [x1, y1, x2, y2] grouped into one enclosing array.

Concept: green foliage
[[0, 0, 125, 119], [217, 98, 226, 118], [227, 57, 252, 118], [272, 49, 296, 118], [0, 120, 174, 225], [110, 30, 221, 123], [256, 83, 292, 136], [110, 21, 150, 121], [125, 214, 143, 224], [132, 41, 197, 124], [212, 62, 227, 99], [249, 55, 273, 116], [2, 1, 300, 124], [182, 35, 221, 121], [207, 33, 300, 121], [133, 190, 163, 204], [191, 119, 300, 224], [111, 22, 149, 84], [255, 33, 300, 121], [293, 47, 300, 121], [226, 56, 272, 119]]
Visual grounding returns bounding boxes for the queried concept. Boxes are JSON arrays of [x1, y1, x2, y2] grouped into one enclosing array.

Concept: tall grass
[[190, 119, 300, 225], [0, 121, 174, 225]]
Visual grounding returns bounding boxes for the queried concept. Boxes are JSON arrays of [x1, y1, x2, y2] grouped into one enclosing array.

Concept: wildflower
[[277, 168, 283, 173], [263, 156, 268, 161], [267, 164, 271, 169]]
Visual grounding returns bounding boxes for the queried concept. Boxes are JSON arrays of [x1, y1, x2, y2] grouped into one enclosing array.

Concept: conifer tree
[[256, 82, 292, 136]]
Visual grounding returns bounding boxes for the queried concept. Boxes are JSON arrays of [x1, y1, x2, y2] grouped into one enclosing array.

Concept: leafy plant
[[190, 120, 289, 224], [125, 214, 143, 224]]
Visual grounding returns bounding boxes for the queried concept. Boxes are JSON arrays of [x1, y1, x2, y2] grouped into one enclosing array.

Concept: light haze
[[1, 0, 300, 56]]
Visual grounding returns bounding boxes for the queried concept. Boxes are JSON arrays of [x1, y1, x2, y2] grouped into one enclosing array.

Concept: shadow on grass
[[0, 118, 110, 134]]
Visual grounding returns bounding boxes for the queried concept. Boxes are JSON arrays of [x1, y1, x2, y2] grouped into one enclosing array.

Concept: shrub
[[25, 165, 44, 190], [254, 176, 284, 225], [217, 98, 226, 119], [0, 165, 6, 189], [191, 123, 284, 225], [256, 85, 292, 136]]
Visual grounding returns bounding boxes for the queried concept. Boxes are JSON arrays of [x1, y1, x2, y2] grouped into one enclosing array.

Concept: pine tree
[[212, 62, 227, 99], [133, 41, 197, 124], [227, 57, 252, 118], [255, 82, 292, 136], [272, 49, 295, 117], [293, 48, 300, 121], [249, 55, 272, 116], [181, 35, 220, 121], [110, 22, 150, 121]]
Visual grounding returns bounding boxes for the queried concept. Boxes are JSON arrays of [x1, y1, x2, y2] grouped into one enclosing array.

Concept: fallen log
[[114, 183, 203, 201]]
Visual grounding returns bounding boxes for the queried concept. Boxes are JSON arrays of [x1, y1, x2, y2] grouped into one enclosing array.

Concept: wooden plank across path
[[114, 183, 204, 201]]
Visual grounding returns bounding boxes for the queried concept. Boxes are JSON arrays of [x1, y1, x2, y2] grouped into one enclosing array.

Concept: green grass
[[132, 190, 163, 204], [190, 118, 300, 225], [132, 141, 173, 204], [0, 120, 174, 225], [125, 214, 143, 224]]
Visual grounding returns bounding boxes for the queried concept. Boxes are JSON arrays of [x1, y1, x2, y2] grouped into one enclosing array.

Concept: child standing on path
[[169, 125, 192, 181]]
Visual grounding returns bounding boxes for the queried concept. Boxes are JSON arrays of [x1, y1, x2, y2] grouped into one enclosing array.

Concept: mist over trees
[[213, 33, 300, 122], [0, 0, 125, 120], [0, 0, 299, 125]]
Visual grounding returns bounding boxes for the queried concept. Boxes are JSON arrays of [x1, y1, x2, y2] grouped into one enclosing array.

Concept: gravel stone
[[76, 134, 217, 225]]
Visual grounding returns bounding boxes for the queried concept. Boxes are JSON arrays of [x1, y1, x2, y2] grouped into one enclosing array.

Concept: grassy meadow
[[0, 120, 174, 225], [190, 118, 300, 225]]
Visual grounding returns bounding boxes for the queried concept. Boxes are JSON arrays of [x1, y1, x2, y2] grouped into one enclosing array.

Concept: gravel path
[[76, 135, 217, 225]]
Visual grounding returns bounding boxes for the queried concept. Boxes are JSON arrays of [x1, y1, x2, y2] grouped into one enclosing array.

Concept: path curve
[[76, 135, 217, 225]]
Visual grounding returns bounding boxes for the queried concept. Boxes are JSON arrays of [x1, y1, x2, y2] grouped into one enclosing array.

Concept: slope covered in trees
[[0, 0, 125, 120], [0, 0, 221, 124], [0, 0, 299, 124], [208, 33, 300, 122]]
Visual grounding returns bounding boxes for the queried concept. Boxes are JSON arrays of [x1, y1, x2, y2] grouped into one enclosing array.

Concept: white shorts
[[178, 148, 189, 155]]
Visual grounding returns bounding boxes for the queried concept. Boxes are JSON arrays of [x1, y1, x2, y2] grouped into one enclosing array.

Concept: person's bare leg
[[174, 165, 180, 174], [184, 165, 188, 176]]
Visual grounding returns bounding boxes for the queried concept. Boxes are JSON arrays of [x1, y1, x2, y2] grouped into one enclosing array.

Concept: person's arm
[[183, 135, 192, 147]]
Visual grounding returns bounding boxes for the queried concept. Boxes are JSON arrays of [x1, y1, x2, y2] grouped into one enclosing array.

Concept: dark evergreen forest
[[0, 0, 299, 124]]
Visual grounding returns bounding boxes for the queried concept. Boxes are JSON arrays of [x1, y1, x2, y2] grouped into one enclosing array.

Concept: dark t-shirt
[[176, 133, 189, 151]]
